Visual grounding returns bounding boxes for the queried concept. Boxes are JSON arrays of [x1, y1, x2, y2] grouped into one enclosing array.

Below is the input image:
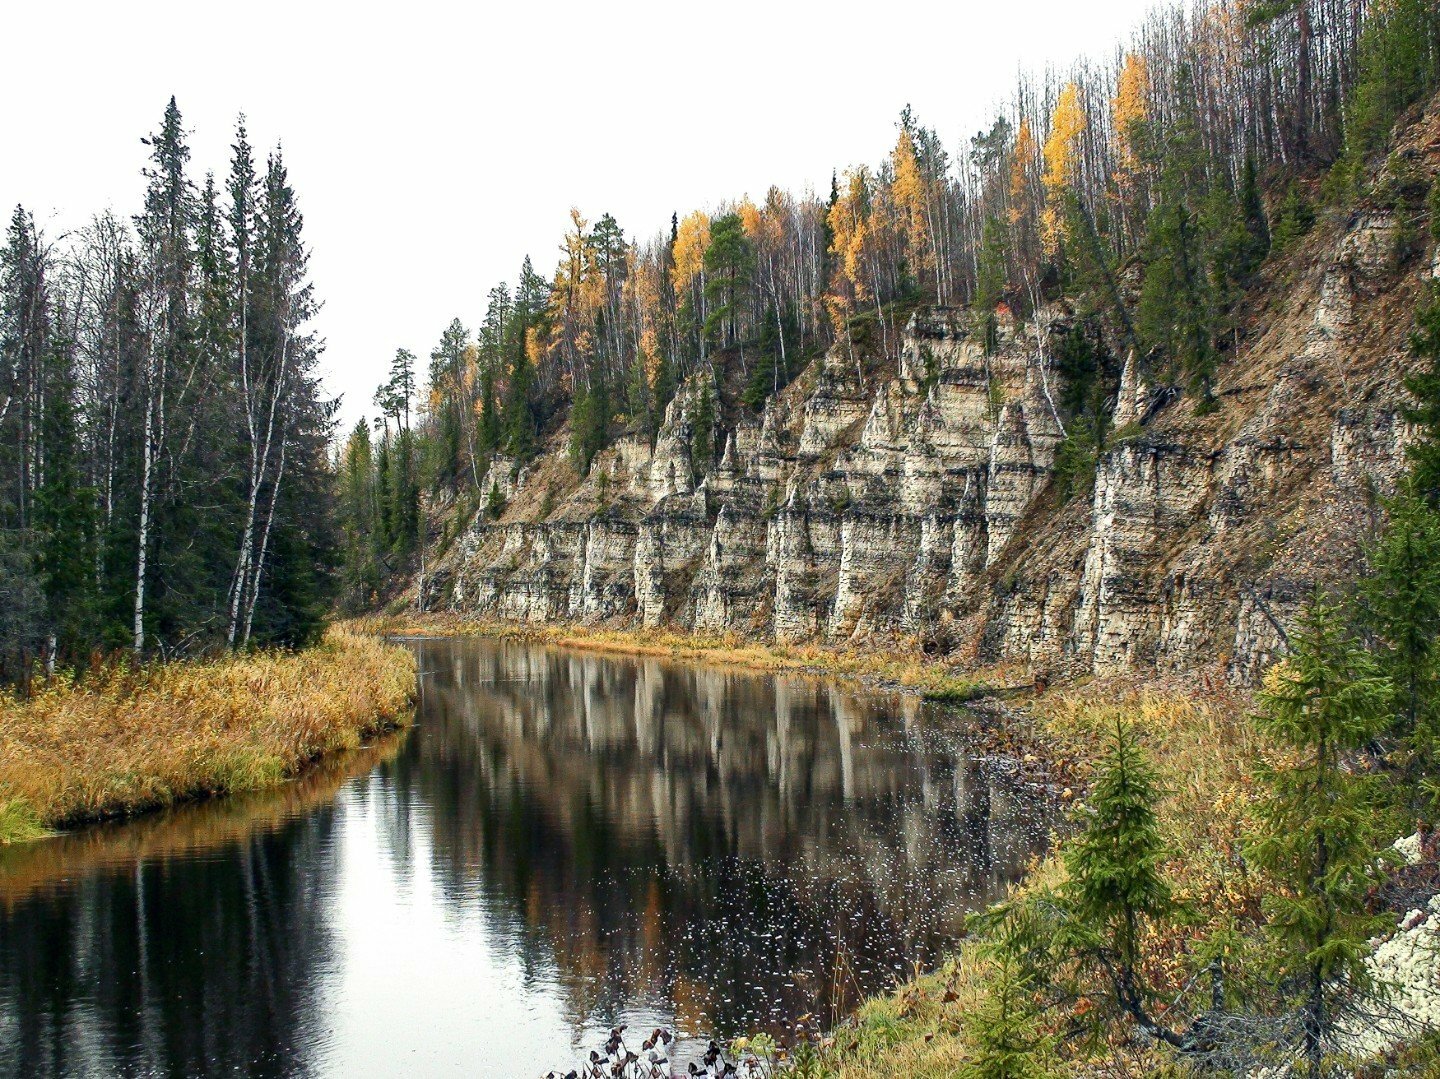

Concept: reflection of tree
[[0, 737, 405, 1078], [0, 806, 340, 1078], [397, 640, 1052, 1038]]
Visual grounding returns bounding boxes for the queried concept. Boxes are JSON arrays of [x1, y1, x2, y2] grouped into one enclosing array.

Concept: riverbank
[[0, 626, 416, 844]]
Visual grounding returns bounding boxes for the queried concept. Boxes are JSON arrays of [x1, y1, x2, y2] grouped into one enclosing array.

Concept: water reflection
[[0, 638, 1051, 1078]]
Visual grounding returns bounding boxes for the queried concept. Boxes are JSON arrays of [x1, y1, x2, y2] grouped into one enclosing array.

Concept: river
[[0, 636, 1052, 1077]]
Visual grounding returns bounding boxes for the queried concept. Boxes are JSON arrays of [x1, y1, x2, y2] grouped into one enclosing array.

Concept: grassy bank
[[349, 611, 1016, 702], [0, 731, 407, 902], [0, 626, 416, 844]]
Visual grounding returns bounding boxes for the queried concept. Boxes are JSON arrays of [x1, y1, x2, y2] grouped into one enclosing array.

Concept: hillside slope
[[418, 102, 1440, 685]]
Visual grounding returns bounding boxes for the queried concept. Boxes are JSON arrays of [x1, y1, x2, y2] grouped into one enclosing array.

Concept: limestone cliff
[[420, 115, 1439, 684]]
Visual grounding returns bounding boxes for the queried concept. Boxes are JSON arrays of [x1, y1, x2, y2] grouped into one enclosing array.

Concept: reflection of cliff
[[394, 638, 1051, 1034]]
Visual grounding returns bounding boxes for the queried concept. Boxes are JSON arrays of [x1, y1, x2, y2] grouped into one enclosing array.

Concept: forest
[[336, 0, 1440, 615], [0, 99, 336, 678], [5, 0, 1440, 1073]]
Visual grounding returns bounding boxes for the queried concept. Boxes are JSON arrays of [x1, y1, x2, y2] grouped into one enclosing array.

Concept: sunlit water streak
[[0, 637, 1053, 1078]]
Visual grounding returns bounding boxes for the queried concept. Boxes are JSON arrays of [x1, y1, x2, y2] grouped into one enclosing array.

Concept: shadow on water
[[0, 637, 1053, 1078]]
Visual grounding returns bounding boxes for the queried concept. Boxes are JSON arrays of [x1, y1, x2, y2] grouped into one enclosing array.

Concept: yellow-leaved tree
[[1111, 53, 1150, 245], [1041, 82, 1086, 255], [672, 210, 711, 359], [891, 124, 935, 297]]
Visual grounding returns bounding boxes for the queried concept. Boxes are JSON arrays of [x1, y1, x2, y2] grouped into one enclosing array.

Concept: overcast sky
[[3, 0, 1159, 434]]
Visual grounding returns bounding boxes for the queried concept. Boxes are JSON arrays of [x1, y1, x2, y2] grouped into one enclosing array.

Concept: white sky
[[2, 0, 1158, 435]]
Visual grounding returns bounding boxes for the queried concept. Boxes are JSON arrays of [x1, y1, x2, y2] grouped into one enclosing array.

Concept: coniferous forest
[[1, 99, 335, 678]]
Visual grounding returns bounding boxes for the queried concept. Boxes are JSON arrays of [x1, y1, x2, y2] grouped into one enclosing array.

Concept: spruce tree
[[1239, 153, 1271, 270], [1361, 486, 1440, 808], [1059, 717, 1182, 1048], [338, 420, 379, 611], [1270, 182, 1315, 253], [428, 319, 469, 488], [962, 909, 1059, 1079], [973, 215, 1008, 354], [1404, 285, 1440, 505], [1136, 196, 1213, 395], [702, 213, 752, 349], [689, 377, 716, 478], [961, 951, 1057, 1079], [1247, 597, 1393, 1073], [33, 316, 96, 663]]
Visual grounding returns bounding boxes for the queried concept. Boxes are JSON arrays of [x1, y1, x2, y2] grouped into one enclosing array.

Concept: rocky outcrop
[[426, 195, 1430, 683]]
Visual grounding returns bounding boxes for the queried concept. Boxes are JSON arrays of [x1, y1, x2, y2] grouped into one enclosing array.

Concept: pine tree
[[1247, 598, 1393, 1073]]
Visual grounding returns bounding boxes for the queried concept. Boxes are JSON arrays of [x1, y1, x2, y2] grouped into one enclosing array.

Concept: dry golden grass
[[0, 626, 416, 843]]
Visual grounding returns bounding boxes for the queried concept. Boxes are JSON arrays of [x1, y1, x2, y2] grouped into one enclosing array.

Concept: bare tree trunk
[[241, 438, 287, 649], [133, 361, 155, 653]]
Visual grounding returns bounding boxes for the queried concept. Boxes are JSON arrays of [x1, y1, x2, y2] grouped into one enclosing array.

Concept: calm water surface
[[0, 637, 1052, 1078]]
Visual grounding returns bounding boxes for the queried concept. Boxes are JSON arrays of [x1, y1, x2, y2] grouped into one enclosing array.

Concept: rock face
[[428, 197, 1429, 683]]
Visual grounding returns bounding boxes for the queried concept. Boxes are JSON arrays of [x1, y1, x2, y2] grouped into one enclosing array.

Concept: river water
[[0, 637, 1052, 1078]]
